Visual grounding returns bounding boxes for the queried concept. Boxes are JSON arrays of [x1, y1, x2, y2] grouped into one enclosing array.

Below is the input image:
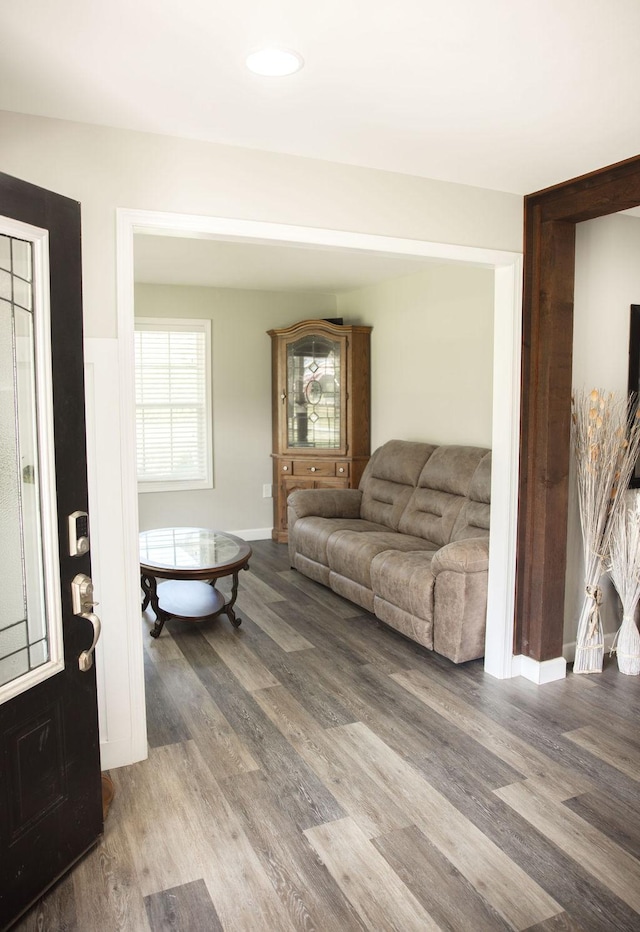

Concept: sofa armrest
[[431, 537, 489, 664], [287, 487, 363, 520], [287, 488, 364, 568], [431, 536, 489, 576]]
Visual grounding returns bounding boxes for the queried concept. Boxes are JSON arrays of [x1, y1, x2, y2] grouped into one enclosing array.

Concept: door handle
[[71, 574, 102, 672], [78, 612, 101, 672]]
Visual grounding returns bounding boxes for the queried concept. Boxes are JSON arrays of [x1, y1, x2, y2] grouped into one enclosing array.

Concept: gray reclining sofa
[[287, 439, 491, 663]]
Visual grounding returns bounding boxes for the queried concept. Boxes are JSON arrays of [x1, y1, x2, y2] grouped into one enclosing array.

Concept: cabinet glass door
[[286, 334, 342, 449]]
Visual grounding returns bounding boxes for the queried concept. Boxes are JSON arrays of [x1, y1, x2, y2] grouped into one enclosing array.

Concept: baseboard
[[229, 527, 274, 542], [100, 735, 147, 771], [512, 654, 567, 684], [511, 629, 619, 683]]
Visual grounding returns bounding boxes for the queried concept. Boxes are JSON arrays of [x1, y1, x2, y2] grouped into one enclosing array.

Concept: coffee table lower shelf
[[141, 574, 244, 638]]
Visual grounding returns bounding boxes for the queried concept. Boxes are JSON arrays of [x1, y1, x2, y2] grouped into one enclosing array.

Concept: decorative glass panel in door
[[286, 334, 342, 448], [0, 229, 62, 700]]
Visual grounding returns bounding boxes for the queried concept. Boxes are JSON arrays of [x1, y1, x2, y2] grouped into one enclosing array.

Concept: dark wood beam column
[[516, 215, 575, 660], [515, 154, 640, 665]]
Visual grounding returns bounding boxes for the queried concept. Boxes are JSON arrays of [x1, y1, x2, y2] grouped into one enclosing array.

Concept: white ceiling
[[7, 0, 640, 291], [133, 233, 448, 291], [2, 0, 640, 196]]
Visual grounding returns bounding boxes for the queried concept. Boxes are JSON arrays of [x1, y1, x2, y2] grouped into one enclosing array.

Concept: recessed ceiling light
[[246, 48, 304, 77]]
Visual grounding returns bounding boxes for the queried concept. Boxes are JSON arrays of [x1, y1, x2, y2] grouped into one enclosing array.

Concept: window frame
[[134, 316, 213, 493]]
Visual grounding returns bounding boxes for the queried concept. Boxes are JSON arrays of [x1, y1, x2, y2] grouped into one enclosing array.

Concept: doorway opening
[[116, 210, 523, 763]]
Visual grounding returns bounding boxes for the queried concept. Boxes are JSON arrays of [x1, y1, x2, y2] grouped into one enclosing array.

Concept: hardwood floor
[[15, 540, 640, 931]]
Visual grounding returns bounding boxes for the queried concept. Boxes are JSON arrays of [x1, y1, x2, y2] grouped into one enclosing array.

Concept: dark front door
[[0, 173, 102, 930]]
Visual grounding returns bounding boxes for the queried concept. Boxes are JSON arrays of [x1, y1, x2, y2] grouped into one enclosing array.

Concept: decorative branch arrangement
[[571, 389, 640, 674], [607, 497, 640, 675]]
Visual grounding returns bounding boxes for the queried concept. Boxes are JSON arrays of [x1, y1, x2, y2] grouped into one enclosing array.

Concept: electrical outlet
[[263, 483, 272, 498]]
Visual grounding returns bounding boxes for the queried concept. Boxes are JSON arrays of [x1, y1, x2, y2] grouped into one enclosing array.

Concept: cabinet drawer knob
[[338, 467, 344, 473], [309, 466, 317, 472], [282, 465, 288, 471]]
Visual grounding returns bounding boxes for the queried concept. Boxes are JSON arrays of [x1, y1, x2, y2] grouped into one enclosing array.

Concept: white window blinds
[[135, 318, 212, 492]]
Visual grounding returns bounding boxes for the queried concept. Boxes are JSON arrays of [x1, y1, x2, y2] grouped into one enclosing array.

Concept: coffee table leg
[[219, 565, 249, 628], [141, 573, 152, 612], [141, 573, 169, 638]]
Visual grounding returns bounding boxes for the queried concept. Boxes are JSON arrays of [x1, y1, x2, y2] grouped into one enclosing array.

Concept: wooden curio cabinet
[[268, 319, 372, 542]]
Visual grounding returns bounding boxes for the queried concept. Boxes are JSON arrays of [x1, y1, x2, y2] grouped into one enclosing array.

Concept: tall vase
[[612, 615, 640, 676], [574, 581, 604, 674]]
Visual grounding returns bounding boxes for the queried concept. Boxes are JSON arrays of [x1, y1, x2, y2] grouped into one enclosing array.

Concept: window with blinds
[[135, 317, 213, 492]]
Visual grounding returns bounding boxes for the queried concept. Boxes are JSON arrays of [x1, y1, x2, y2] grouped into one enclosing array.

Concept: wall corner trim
[[512, 653, 567, 684]]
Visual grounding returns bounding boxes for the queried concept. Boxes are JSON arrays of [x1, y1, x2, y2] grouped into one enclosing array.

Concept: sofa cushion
[[451, 452, 492, 541], [370, 549, 436, 623], [360, 440, 435, 530], [419, 444, 488, 495], [398, 445, 488, 545], [292, 516, 389, 567], [327, 529, 436, 589], [468, 450, 492, 503]]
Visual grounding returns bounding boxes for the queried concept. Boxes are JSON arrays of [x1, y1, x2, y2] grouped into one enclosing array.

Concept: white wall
[[0, 111, 523, 342], [134, 283, 336, 534], [137, 266, 493, 536], [573, 214, 640, 390], [565, 213, 640, 650], [338, 265, 494, 449]]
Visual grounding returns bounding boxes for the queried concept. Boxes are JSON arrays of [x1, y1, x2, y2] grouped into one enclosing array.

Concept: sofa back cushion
[[398, 445, 489, 546], [451, 451, 492, 541], [360, 440, 436, 530]]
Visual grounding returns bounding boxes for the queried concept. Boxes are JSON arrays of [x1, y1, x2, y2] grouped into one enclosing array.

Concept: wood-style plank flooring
[[15, 540, 640, 931]]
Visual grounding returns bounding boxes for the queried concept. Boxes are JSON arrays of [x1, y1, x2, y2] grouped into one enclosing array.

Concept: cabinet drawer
[[292, 460, 336, 477], [335, 463, 349, 478]]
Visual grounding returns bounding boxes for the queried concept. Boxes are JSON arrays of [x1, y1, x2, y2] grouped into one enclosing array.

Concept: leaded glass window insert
[[286, 334, 341, 449], [0, 233, 50, 689]]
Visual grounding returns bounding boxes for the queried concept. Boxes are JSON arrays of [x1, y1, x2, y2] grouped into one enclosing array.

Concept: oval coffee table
[[139, 527, 252, 638]]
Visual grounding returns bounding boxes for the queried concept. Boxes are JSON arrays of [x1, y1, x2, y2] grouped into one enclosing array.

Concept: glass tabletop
[[139, 527, 248, 572]]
